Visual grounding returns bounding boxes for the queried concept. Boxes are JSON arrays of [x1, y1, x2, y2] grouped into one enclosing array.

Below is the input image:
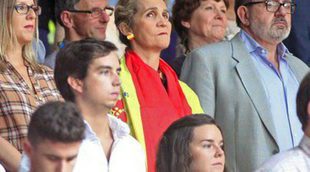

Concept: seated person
[[156, 114, 225, 172], [256, 72, 310, 171], [20, 101, 85, 172]]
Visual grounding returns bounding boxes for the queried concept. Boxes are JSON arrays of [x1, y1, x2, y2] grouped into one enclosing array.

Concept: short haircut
[[296, 72, 310, 131], [55, 0, 81, 26], [172, 0, 229, 51], [27, 101, 85, 146], [156, 114, 224, 172], [114, 0, 167, 47], [234, 0, 251, 27], [54, 38, 118, 102]]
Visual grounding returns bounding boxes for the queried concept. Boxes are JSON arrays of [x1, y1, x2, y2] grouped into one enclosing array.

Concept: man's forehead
[[75, 0, 108, 9]]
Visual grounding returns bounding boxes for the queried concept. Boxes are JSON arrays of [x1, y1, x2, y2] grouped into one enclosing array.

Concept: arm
[[180, 49, 216, 117], [0, 137, 21, 172]]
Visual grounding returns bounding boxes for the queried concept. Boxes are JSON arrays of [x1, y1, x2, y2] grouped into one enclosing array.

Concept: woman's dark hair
[[296, 72, 310, 131], [156, 114, 223, 172], [172, 0, 229, 51]]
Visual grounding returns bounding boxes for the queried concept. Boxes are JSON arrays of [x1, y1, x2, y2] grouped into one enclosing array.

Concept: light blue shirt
[[240, 30, 303, 152]]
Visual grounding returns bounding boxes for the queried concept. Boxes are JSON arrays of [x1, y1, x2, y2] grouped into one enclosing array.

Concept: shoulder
[[256, 148, 305, 172]]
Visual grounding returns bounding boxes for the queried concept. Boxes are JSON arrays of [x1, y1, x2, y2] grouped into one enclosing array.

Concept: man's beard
[[250, 17, 291, 43]]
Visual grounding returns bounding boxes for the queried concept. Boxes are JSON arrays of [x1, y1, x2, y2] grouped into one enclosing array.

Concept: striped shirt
[[0, 60, 62, 152]]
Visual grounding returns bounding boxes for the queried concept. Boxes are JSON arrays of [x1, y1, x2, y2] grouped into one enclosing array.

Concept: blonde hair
[[0, 0, 42, 72]]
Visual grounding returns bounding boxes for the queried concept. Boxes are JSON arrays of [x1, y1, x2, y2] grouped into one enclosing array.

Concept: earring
[[126, 33, 135, 40]]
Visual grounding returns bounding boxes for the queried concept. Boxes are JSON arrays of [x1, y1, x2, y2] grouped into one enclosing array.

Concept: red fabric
[[125, 50, 192, 172]]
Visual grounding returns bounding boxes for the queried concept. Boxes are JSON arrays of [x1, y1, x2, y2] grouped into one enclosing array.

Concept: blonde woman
[[0, 0, 62, 170]]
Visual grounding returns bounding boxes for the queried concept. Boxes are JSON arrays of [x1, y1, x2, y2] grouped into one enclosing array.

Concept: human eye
[[283, 2, 292, 8], [220, 8, 227, 14], [104, 6, 114, 16], [267, 0, 278, 7], [204, 5, 214, 11], [91, 8, 102, 16], [15, 4, 28, 13], [146, 11, 156, 18], [47, 155, 59, 162], [162, 11, 169, 19], [202, 143, 213, 149]]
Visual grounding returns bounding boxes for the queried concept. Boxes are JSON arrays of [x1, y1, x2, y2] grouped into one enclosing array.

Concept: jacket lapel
[[231, 34, 279, 146]]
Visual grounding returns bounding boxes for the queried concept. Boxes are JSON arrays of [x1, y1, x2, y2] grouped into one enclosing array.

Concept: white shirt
[[0, 163, 5, 172], [256, 135, 310, 172], [19, 115, 146, 172]]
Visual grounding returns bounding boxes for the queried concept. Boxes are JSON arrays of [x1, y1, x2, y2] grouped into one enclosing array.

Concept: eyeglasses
[[14, 4, 42, 15], [243, 0, 296, 14], [67, 6, 114, 17]]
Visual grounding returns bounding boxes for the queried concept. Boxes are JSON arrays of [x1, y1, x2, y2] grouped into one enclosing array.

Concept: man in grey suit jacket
[[180, 0, 309, 171]]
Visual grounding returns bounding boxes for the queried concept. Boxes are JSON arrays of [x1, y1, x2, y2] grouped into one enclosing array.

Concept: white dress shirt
[[256, 135, 310, 172], [19, 114, 146, 172]]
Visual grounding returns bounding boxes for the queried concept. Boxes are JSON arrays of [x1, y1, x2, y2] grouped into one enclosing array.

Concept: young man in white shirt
[[54, 38, 145, 172]]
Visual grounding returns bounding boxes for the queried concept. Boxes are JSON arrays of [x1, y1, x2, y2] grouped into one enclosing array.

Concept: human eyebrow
[[94, 65, 112, 71]]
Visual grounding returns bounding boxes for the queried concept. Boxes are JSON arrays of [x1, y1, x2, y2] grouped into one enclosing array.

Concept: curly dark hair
[[172, 0, 229, 51], [156, 114, 224, 172]]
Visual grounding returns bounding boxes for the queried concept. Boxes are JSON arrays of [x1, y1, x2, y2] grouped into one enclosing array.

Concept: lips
[[111, 92, 120, 99], [212, 162, 224, 167], [158, 32, 168, 35], [24, 25, 34, 31]]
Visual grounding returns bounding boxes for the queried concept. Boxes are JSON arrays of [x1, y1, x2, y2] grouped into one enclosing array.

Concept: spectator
[[54, 38, 145, 171], [256, 72, 310, 171], [180, 0, 309, 171], [44, 0, 113, 68], [21, 102, 85, 172], [157, 114, 225, 172], [113, 0, 204, 170], [171, 0, 229, 77], [0, 0, 62, 171]]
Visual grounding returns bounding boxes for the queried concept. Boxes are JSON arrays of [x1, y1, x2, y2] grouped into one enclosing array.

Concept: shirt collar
[[299, 134, 310, 157], [83, 114, 130, 140], [239, 29, 289, 60]]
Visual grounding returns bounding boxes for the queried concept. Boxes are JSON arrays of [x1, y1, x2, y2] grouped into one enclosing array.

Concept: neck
[[7, 44, 24, 66], [305, 126, 310, 137], [131, 45, 161, 70], [243, 28, 280, 70], [76, 99, 110, 135], [188, 33, 214, 51], [65, 29, 83, 42]]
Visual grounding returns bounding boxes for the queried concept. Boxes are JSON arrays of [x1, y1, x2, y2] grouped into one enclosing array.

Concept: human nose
[[55, 161, 66, 172], [157, 15, 169, 27], [112, 73, 121, 87], [214, 145, 224, 157], [99, 11, 110, 23], [26, 8, 36, 20]]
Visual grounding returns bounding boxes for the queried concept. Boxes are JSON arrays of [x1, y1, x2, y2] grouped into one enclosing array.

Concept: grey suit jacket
[[180, 33, 309, 172]]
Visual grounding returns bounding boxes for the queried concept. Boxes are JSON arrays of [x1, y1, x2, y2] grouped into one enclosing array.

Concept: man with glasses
[[44, 0, 114, 68], [180, 0, 309, 171]]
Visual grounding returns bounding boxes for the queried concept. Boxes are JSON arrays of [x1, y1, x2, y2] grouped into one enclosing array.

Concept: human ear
[[67, 76, 84, 94], [118, 22, 134, 37], [181, 20, 191, 29], [61, 11, 74, 28], [237, 6, 250, 26]]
